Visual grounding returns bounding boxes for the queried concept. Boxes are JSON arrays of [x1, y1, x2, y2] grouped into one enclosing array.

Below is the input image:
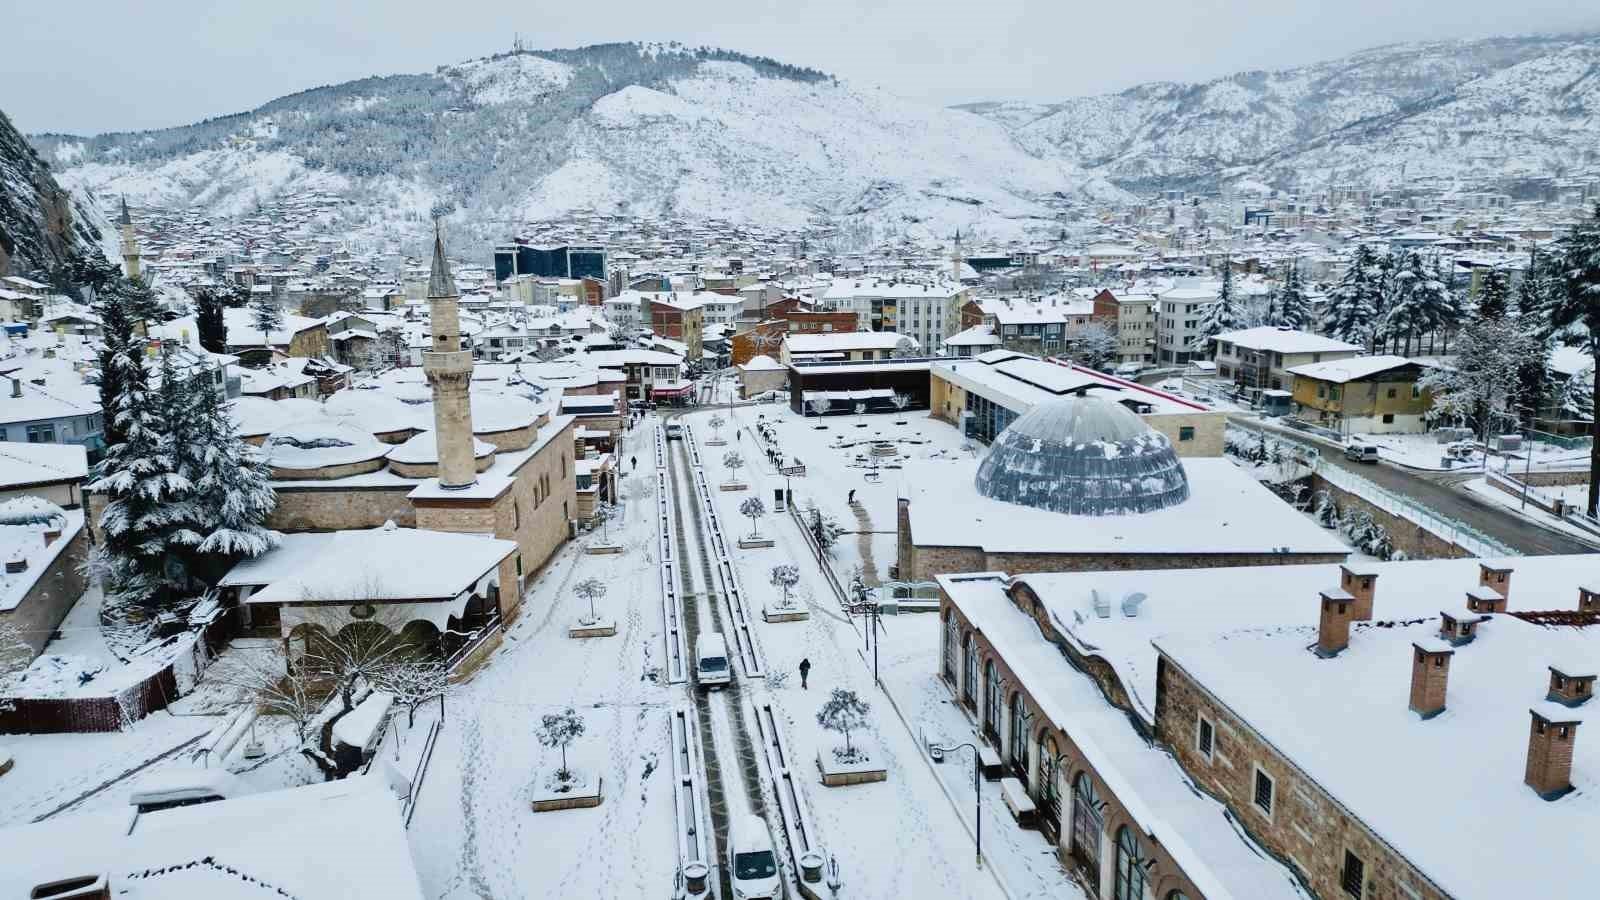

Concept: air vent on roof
[[1121, 592, 1146, 617]]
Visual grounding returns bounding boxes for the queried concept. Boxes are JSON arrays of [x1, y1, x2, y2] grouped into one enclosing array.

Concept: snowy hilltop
[[28, 42, 1123, 249], [961, 31, 1600, 194], [0, 108, 110, 283]]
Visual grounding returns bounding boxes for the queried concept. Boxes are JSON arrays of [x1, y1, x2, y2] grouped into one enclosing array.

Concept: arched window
[[982, 660, 1001, 744], [962, 632, 977, 708], [1114, 827, 1146, 900], [1071, 772, 1103, 872], [942, 611, 957, 683], [1165, 893, 1191, 900], [1007, 693, 1028, 779], [1037, 732, 1062, 840]]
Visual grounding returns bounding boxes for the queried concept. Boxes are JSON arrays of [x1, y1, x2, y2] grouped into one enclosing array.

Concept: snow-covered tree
[[891, 337, 918, 359], [382, 658, 451, 728], [1561, 364, 1593, 420], [1419, 316, 1539, 436], [538, 707, 586, 782], [805, 503, 846, 556], [739, 496, 766, 538], [210, 647, 320, 742], [574, 577, 607, 624], [1548, 204, 1600, 514], [193, 285, 231, 354], [723, 450, 745, 485], [591, 501, 616, 543], [707, 414, 726, 441], [184, 367, 278, 569], [1066, 321, 1117, 371], [1274, 260, 1313, 331], [891, 392, 912, 418], [816, 688, 871, 759], [1190, 261, 1240, 354], [1324, 244, 1382, 345], [92, 274, 140, 450], [1477, 268, 1511, 320], [808, 397, 831, 419], [769, 564, 800, 608], [250, 291, 283, 341]]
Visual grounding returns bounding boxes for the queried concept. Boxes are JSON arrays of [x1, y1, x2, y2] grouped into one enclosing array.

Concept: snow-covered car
[[695, 633, 731, 689], [727, 814, 780, 900], [665, 422, 684, 441], [128, 769, 251, 813], [1344, 441, 1380, 464]]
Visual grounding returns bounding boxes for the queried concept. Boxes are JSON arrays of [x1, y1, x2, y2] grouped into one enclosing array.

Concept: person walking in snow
[[631, 455, 637, 472], [799, 658, 811, 690], [848, 489, 856, 506]]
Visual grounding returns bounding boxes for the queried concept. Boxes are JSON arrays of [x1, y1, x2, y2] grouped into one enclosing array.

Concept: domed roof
[[324, 390, 425, 434], [973, 395, 1189, 516], [227, 397, 292, 438], [264, 419, 388, 470], [468, 390, 540, 433], [385, 430, 496, 465]]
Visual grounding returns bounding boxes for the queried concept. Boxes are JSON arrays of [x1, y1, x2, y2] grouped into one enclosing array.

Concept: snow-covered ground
[[1461, 477, 1600, 546]]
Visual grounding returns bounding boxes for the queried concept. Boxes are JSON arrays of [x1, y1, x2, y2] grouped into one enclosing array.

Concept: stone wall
[[268, 456, 388, 481], [1308, 473, 1471, 560], [1156, 653, 1449, 900], [1145, 411, 1226, 458], [269, 486, 417, 532], [898, 536, 1344, 582], [0, 528, 89, 658]]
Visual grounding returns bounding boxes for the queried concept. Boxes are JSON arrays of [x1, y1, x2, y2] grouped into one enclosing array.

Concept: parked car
[[727, 814, 781, 900], [665, 422, 684, 441], [695, 632, 731, 689], [1344, 441, 1380, 464]]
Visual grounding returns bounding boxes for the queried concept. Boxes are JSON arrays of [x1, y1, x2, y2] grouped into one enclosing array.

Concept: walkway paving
[[851, 502, 882, 588]]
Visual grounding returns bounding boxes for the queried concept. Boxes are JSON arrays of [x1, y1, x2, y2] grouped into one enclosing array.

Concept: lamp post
[[930, 741, 984, 868]]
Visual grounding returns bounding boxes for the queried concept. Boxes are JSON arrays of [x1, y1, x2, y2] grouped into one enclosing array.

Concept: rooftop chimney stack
[[1439, 610, 1486, 646], [1465, 585, 1507, 615], [1479, 563, 1512, 601], [1579, 585, 1600, 613], [1408, 641, 1454, 719], [1547, 666, 1597, 708], [1340, 565, 1378, 620], [1526, 705, 1582, 801], [1316, 589, 1355, 658]]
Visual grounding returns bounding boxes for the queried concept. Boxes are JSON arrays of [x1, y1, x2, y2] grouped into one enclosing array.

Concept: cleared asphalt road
[[1243, 417, 1598, 557]]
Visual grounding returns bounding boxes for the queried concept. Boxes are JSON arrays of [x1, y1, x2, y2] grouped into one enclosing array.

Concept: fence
[[1314, 461, 1514, 558]]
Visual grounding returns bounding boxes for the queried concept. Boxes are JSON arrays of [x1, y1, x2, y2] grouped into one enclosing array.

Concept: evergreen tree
[[194, 287, 230, 354], [1548, 204, 1600, 515], [1275, 259, 1313, 330], [1477, 268, 1511, 320], [1324, 244, 1381, 345], [1414, 255, 1460, 354], [1189, 261, 1239, 354], [93, 284, 138, 450], [250, 291, 284, 342], [186, 368, 278, 569], [123, 276, 164, 326]]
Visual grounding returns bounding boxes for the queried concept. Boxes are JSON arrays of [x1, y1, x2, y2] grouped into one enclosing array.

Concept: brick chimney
[[5, 553, 27, 574], [1439, 610, 1486, 646], [1579, 585, 1600, 613], [1340, 565, 1378, 620], [1525, 705, 1582, 801], [1316, 589, 1355, 658], [1478, 563, 1512, 601], [1465, 585, 1506, 615], [26, 873, 110, 899], [1547, 665, 1597, 708], [1409, 640, 1454, 719], [43, 528, 61, 547]]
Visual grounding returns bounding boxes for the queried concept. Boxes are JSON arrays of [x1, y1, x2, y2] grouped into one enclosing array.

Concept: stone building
[[896, 395, 1346, 581], [0, 508, 89, 663]]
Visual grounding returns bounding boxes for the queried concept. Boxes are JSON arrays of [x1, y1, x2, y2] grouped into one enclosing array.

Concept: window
[[1341, 850, 1366, 897], [1196, 715, 1214, 760], [1070, 773, 1102, 864], [1381, 414, 1395, 424], [1114, 827, 1146, 900], [942, 611, 957, 682], [1412, 384, 1422, 399], [1008, 693, 1027, 777], [1317, 384, 1326, 398], [1253, 767, 1275, 817], [1329, 387, 1341, 401], [26, 423, 55, 443], [983, 660, 1001, 744], [1386, 387, 1397, 399], [1178, 426, 1195, 442], [513, 499, 520, 529], [962, 632, 976, 707]]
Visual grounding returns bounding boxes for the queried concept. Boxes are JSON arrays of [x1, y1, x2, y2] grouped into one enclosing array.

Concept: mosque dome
[[973, 395, 1189, 516], [264, 419, 388, 474]]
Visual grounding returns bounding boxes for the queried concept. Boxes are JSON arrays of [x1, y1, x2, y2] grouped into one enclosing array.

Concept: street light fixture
[[929, 741, 984, 869]]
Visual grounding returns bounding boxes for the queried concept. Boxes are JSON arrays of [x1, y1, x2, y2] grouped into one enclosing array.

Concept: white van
[[1344, 441, 1381, 464], [727, 814, 781, 900], [665, 422, 684, 441], [695, 633, 732, 689], [128, 769, 250, 814]]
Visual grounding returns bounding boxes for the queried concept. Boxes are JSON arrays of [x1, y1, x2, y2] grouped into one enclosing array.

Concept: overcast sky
[[3, 0, 1596, 134]]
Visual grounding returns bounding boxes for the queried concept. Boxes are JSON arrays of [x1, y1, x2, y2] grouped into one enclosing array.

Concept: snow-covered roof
[[386, 430, 495, 465], [980, 296, 1095, 324], [739, 354, 785, 371], [245, 524, 515, 604], [942, 324, 1001, 347], [0, 440, 88, 487], [933, 355, 1205, 415], [265, 419, 388, 470], [0, 776, 424, 899], [0, 509, 83, 613], [785, 332, 913, 354], [1212, 326, 1363, 355], [1285, 355, 1429, 383]]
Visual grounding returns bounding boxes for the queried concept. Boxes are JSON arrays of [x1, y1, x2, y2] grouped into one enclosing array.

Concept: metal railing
[[1314, 460, 1514, 558]]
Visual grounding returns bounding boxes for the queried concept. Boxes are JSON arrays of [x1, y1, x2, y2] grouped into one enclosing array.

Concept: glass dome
[[973, 395, 1190, 516]]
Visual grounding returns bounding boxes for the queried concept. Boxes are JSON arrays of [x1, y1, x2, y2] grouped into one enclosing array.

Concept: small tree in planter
[[769, 564, 800, 608], [740, 496, 766, 538], [538, 706, 586, 787], [708, 414, 727, 443], [723, 450, 746, 486], [574, 577, 607, 625], [809, 397, 831, 428], [891, 392, 911, 424], [854, 402, 867, 427], [817, 688, 872, 764], [591, 502, 617, 544]]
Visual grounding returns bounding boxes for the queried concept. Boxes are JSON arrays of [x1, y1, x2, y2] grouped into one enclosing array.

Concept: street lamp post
[[930, 741, 984, 868]]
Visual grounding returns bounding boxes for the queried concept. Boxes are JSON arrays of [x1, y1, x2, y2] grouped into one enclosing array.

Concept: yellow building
[[1286, 356, 1433, 435]]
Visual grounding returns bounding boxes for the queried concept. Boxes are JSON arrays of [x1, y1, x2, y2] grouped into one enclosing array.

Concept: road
[[1240, 416, 1597, 556]]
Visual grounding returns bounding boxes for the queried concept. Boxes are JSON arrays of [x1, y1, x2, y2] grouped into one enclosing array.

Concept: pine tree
[[93, 284, 138, 450], [183, 366, 279, 577], [250, 291, 284, 343], [1477, 268, 1511, 320], [194, 287, 229, 354], [1276, 259, 1313, 330], [1413, 255, 1460, 354], [1548, 204, 1600, 515], [1324, 244, 1381, 345], [1189, 261, 1239, 354], [123, 276, 164, 326]]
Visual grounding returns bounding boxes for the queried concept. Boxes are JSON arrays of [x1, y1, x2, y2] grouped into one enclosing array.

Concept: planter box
[[531, 772, 603, 811], [738, 537, 776, 549], [719, 483, 748, 492], [704, 439, 727, 447], [585, 543, 625, 555], [762, 605, 809, 623], [817, 741, 887, 787], [568, 618, 618, 639]]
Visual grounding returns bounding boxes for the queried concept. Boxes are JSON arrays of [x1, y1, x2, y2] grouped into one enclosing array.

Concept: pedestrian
[[799, 658, 811, 690], [848, 489, 856, 505], [630, 455, 637, 472]]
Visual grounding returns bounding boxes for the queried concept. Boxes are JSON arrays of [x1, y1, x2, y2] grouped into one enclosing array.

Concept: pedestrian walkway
[[851, 502, 881, 588]]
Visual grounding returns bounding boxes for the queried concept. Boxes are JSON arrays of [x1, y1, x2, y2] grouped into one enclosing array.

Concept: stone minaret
[[118, 196, 142, 280], [950, 228, 963, 283], [422, 225, 477, 489]]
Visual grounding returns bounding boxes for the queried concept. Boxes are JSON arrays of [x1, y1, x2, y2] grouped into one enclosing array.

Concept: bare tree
[[739, 496, 766, 539], [891, 392, 911, 422], [574, 577, 607, 625], [769, 564, 800, 608], [708, 414, 726, 442], [539, 706, 586, 783], [816, 688, 871, 761], [208, 645, 322, 744], [723, 450, 746, 486], [808, 397, 831, 420]]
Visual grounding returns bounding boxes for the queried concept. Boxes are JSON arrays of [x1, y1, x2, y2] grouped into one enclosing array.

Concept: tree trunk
[[1589, 351, 1600, 518]]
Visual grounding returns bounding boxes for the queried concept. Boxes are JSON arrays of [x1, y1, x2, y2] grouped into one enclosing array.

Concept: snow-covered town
[[5, 9, 1600, 900]]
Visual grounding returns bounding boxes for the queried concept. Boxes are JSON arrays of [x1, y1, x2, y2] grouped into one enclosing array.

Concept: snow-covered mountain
[[30, 43, 1120, 249], [961, 32, 1600, 193], [0, 108, 108, 282]]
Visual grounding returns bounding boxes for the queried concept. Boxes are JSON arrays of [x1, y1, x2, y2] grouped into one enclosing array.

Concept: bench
[[977, 744, 1003, 781], [1000, 777, 1036, 827]]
